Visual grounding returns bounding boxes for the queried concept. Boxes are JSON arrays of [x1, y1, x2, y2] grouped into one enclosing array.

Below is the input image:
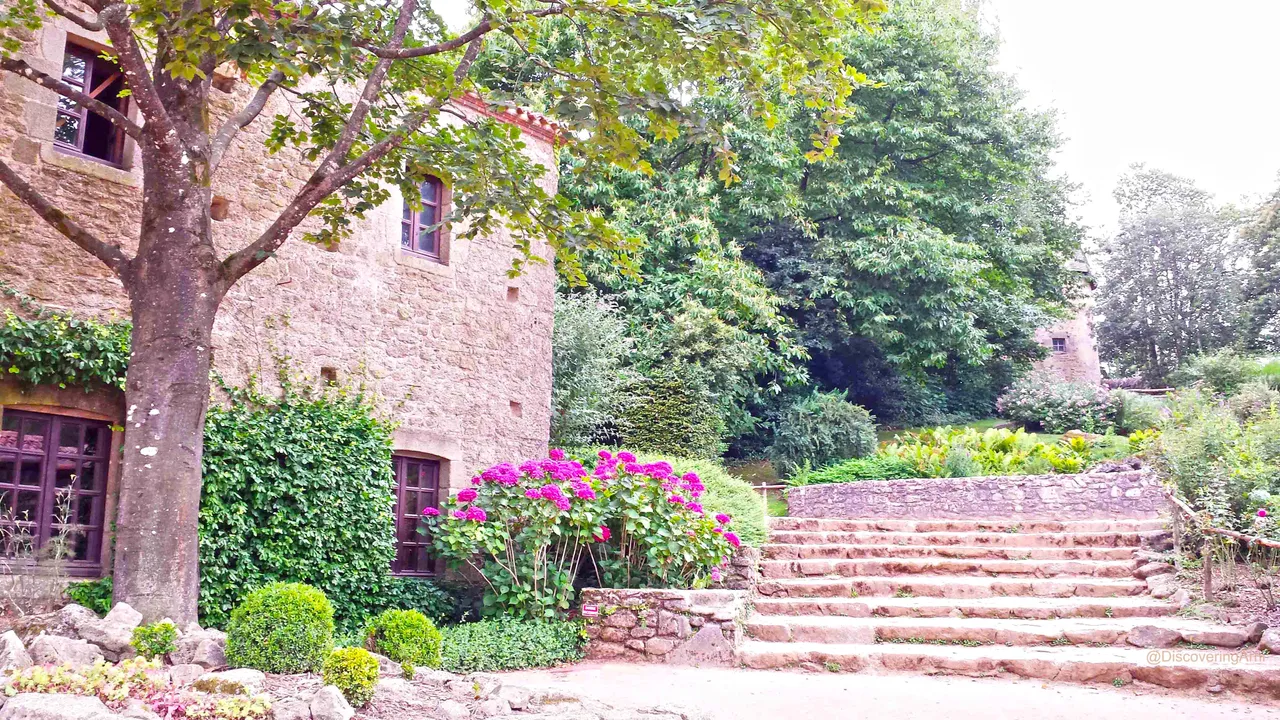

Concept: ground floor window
[[0, 410, 109, 573], [392, 455, 440, 576]]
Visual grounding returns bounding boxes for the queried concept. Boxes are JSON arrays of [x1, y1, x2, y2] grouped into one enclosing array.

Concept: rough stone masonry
[[786, 470, 1165, 520]]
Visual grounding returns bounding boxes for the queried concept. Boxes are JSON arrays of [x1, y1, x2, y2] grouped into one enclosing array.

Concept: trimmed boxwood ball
[[322, 647, 380, 707], [225, 582, 335, 673], [364, 609, 442, 670]]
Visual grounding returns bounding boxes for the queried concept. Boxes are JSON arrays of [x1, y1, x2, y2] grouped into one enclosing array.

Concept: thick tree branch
[[357, 4, 565, 59], [209, 69, 285, 169], [0, 155, 131, 273], [0, 57, 142, 139], [97, 3, 177, 143], [219, 39, 484, 288], [43, 0, 103, 31]]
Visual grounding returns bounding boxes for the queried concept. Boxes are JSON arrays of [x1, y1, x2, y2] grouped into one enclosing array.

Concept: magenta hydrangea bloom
[[456, 488, 478, 503], [685, 502, 704, 515], [555, 497, 572, 511], [594, 526, 611, 542], [710, 567, 722, 582], [451, 510, 466, 520], [576, 486, 597, 500], [465, 506, 487, 522], [540, 484, 564, 500], [598, 450, 613, 461], [421, 507, 440, 517], [622, 462, 642, 474], [617, 451, 637, 463], [524, 488, 541, 500], [1260, 509, 1269, 518], [715, 513, 731, 525], [471, 476, 482, 485], [712, 527, 723, 534], [723, 532, 741, 548], [682, 472, 700, 484], [668, 494, 686, 505], [549, 448, 566, 461]]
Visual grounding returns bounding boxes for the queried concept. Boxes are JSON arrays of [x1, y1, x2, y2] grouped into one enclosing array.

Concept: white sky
[[434, 0, 1280, 235]]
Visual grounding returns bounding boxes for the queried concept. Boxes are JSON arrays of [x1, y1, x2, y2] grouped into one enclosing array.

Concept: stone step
[[759, 557, 1136, 580], [750, 596, 1176, 620], [755, 575, 1147, 600], [744, 615, 1259, 648], [736, 641, 1280, 701], [769, 518, 1170, 533], [767, 530, 1165, 548], [762, 543, 1139, 561]]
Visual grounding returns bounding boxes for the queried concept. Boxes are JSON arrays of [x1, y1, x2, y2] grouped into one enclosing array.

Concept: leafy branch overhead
[[0, 0, 886, 285]]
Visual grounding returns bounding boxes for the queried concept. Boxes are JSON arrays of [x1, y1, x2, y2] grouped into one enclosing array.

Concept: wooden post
[[1202, 539, 1214, 601]]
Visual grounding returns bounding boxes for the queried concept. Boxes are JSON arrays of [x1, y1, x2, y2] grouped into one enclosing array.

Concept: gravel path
[[503, 662, 1278, 720]]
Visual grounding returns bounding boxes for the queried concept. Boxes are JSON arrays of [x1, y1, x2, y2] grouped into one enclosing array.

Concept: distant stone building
[[1033, 258, 1102, 385], [0, 20, 558, 579]]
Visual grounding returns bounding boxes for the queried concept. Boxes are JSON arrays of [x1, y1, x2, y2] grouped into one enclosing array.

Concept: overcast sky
[[435, 0, 1280, 235]]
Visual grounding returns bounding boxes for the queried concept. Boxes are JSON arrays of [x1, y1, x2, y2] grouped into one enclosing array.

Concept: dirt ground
[[503, 662, 1279, 720]]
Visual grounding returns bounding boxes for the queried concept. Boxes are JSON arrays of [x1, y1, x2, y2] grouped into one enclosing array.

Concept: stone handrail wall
[[786, 469, 1164, 519], [579, 589, 747, 665]]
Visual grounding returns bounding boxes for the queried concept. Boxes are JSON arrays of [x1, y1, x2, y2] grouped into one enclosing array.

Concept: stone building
[[1033, 258, 1102, 385], [0, 19, 558, 581]]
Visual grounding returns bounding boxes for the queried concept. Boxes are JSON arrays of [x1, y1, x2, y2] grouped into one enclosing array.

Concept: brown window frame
[[0, 410, 110, 576], [1051, 337, 1067, 353], [391, 454, 441, 577], [53, 42, 129, 167], [400, 177, 445, 260]]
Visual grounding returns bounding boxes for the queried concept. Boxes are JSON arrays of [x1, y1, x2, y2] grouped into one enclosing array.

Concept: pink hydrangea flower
[[549, 448, 566, 461], [451, 510, 466, 520], [710, 567, 722, 582], [555, 497, 572, 511], [465, 506, 487, 522], [712, 527, 723, 535], [576, 486, 597, 500], [421, 507, 440, 517], [540, 484, 564, 500], [524, 488, 542, 500], [685, 502, 704, 515], [723, 532, 741, 548], [668, 494, 686, 505], [598, 450, 613, 461], [617, 451, 636, 463], [594, 526, 611, 542], [456, 488, 478, 503], [715, 513, 731, 525], [1260, 509, 1269, 518], [471, 476, 482, 485]]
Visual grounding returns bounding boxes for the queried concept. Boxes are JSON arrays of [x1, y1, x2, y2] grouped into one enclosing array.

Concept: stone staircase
[[739, 517, 1280, 700]]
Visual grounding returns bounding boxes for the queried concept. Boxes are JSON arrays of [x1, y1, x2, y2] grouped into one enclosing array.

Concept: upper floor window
[[1051, 337, 1067, 353], [0, 410, 109, 574], [401, 177, 444, 260], [54, 43, 128, 165]]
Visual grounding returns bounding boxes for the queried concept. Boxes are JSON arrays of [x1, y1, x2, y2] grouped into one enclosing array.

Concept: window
[[0, 410, 109, 573], [54, 43, 129, 165], [400, 177, 444, 259], [391, 455, 440, 576], [1052, 337, 1067, 353]]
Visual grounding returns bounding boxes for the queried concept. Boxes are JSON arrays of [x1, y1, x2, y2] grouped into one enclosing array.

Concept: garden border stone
[[580, 588, 747, 665], [785, 469, 1163, 519]]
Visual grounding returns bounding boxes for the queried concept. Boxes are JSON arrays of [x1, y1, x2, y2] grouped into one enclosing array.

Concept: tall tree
[[1240, 178, 1280, 351], [1096, 166, 1245, 381], [0, 0, 884, 622]]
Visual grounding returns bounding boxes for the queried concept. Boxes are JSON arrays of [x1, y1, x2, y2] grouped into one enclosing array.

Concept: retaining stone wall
[[579, 589, 747, 665], [786, 469, 1164, 519]]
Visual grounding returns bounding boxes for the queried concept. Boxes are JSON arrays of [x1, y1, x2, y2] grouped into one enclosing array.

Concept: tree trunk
[[111, 141, 221, 624]]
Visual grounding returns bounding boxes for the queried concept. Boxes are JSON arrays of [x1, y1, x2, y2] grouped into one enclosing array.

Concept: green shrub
[[225, 582, 335, 673], [66, 577, 113, 616], [1112, 390, 1165, 433], [769, 391, 877, 477], [787, 454, 917, 486], [322, 647, 379, 707], [551, 291, 636, 447], [200, 382, 397, 632], [997, 371, 1118, 433], [1169, 349, 1260, 395], [0, 309, 130, 390], [131, 621, 178, 660], [1227, 380, 1280, 422], [618, 369, 724, 458], [1260, 360, 1280, 391], [364, 609, 442, 670], [371, 578, 476, 625], [440, 619, 584, 673]]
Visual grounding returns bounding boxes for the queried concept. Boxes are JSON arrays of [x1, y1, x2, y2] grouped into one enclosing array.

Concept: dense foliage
[[787, 454, 917, 486], [224, 583, 335, 674], [997, 371, 1119, 434], [439, 619, 584, 673], [1241, 180, 1280, 350], [616, 369, 726, 459], [427, 450, 737, 618], [767, 391, 876, 476], [363, 609, 442, 675], [66, 577, 113, 616], [1169, 350, 1280, 395], [199, 383, 397, 631], [550, 292, 635, 447], [0, 310, 130, 391], [130, 622, 178, 661], [322, 647, 380, 708], [883, 427, 1131, 479]]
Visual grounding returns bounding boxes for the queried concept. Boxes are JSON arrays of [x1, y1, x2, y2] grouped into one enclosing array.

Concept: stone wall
[[0, 20, 558, 495], [786, 470, 1164, 520], [1034, 270, 1102, 385], [579, 589, 747, 666]]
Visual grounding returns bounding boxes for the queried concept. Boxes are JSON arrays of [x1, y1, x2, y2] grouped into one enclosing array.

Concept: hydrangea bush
[[425, 449, 737, 618], [996, 371, 1119, 433]]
